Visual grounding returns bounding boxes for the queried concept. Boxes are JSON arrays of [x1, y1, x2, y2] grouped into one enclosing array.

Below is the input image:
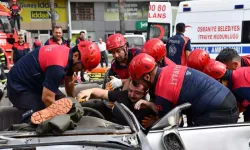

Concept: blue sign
[[191, 45, 250, 54]]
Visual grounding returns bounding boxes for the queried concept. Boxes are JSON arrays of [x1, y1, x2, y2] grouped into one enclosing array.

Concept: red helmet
[[106, 33, 126, 51], [78, 41, 101, 71], [128, 53, 156, 80], [187, 49, 210, 71], [203, 59, 227, 79], [141, 38, 166, 62], [34, 40, 41, 47]]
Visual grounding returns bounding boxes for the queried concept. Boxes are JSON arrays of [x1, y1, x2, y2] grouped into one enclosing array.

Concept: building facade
[[1, 0, 182, 43], [1, 0, 69, 42], [69, 0, 182, 43]]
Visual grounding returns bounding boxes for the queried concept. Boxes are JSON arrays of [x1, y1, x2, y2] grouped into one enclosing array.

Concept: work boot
[[31, 98, 73, 124]]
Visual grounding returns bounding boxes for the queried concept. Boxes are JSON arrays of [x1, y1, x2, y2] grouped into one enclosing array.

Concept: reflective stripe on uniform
[[1, 79, 7, 83], [0, 53, 4, 56]]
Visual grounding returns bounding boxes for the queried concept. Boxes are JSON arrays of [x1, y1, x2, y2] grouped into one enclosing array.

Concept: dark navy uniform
[[75, 38, 85, 45], [227, 67, 250, 121], [44, 37, 68, 46], [166, 33, 191, 65], [153, 65, 238, 125], [108, 48, 140, 79], [10, 4, 21, 30], [7, 45, 73, 113], [12, 42, 30, 63]]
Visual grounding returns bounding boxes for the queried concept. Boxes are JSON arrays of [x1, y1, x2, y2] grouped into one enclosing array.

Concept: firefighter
[[75, 31, 86, 45], [10, 0, 22, 31], [166, 23, 191, 65], [187, 49, 210, 72], [33, 37, 41, 50], [203, 60, 250, 122], [128, 53, 238, 126], [44, 25, 68, 46], [12, 34, 30, 63], [7, 41, 101, 124], [141, 38, 175, 101], [216, 48, 250, 70], [141, 38, 175, 67], [106, 33, 140, 90]]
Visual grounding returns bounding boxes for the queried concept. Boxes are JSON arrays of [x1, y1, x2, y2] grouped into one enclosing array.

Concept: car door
[[179, 123, 250, 150]]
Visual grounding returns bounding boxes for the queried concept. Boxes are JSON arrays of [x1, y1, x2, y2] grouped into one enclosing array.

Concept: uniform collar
[[51, 37, 67, 45], [176, 32, 184, 36], [241, 58, 247, 67], [78, 37, 85, 41], [226, 70, 233, 90]]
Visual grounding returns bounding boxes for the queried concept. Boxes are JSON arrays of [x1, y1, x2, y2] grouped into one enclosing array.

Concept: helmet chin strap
[[122, 45, 128, 57]]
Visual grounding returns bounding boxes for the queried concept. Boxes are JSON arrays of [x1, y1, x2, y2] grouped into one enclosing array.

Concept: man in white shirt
[[98, 38, 108, 68]]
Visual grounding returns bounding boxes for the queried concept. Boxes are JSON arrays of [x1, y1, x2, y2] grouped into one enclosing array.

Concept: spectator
[[44, 25, 68, 46], [33, 37, 41, 50], [75, 31, 85, 45], [98, 38, 108, 68], [12, 34, 30, 63], [88, 36, 92, 42]]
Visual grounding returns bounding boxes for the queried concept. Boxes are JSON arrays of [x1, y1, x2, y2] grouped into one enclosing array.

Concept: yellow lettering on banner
[[19, 0, 67, 23]]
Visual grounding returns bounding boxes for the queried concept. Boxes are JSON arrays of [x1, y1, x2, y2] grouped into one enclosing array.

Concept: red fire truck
[[0, 2, 19, 69]]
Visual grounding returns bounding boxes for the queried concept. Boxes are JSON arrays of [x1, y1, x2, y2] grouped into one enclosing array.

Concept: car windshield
[[0, 16, 11, 33], [125, 37, 144, 47]]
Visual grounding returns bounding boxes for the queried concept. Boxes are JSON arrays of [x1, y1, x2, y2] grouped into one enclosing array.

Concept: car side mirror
[[151, 103, 191, 130], [162, 127, 186, 150]]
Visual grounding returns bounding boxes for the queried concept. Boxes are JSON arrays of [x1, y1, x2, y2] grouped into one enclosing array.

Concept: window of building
[[242, 21, 250, 43], [71, 2, 94, 21], [40, 30, 49, 34], [27, 30, 39, 39]]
